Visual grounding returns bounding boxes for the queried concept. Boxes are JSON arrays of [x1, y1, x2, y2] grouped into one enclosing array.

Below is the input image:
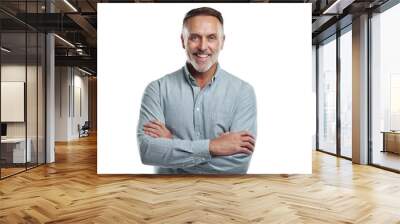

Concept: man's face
[[181, 15, 225, 73]]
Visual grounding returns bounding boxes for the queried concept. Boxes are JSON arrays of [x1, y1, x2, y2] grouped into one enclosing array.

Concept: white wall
[[73, 72, 89, 137], [55, 67, 89, 141], [55, 66, 70, 141], [1, 66, 26, 131], [1, 65, 40, 138]]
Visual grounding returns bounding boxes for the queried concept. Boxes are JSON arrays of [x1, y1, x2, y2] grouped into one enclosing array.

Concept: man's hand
[[143, 120, 173, 139], [209, 131, 255, 156]]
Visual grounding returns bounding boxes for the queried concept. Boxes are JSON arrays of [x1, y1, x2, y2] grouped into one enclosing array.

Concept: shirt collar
[[183, 62, 220, 87]]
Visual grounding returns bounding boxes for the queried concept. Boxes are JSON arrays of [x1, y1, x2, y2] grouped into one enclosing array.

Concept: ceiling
[[0, 0, 393, 75]]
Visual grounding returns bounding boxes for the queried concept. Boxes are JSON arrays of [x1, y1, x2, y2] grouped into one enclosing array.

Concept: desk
[[381, 131, 400, 154], [1, 138, 31, 163]]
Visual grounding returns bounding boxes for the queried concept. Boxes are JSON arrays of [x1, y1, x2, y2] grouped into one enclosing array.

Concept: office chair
[[79, 121, 90, 138]]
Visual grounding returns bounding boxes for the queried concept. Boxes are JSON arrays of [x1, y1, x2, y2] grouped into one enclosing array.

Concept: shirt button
[[196, 108, 200, 111]]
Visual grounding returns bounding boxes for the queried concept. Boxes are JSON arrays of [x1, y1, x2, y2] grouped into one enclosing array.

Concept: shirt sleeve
[[223, 82, 257, 173], [137, 80, 212, 168], [230, 83, 257, 138]]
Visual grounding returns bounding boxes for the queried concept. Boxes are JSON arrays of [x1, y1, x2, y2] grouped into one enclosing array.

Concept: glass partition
[[38, 32, 45, 165], [371, 3, 400, 171], [26, 0, 46, 169], [1, 31, 28, 177], [317, 36, 337, 155], [339, 28, 352, 158], [27, 31, 38, 169], [0, 1, 46, 179]]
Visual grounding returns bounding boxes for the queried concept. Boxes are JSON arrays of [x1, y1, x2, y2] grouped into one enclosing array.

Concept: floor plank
[[1, 134, 400, 223]]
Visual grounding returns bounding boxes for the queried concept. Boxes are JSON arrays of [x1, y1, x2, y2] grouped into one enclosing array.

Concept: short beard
[[189, 59, 213, 73], [187, 51, 220, 73]]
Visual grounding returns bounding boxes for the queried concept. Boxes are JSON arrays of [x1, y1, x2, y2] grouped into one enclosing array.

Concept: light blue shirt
[[137, 64, 257, 174]]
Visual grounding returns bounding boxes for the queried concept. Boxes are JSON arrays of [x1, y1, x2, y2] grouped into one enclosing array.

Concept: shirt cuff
[[192, 139, 212, 162]]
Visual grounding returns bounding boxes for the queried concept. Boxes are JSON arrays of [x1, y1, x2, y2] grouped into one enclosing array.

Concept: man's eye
[[190, 36, 199, 41], [208, 36, 216, 40]]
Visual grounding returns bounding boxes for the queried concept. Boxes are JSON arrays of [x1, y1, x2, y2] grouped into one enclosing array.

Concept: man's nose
[[199, 38, 208, 51]]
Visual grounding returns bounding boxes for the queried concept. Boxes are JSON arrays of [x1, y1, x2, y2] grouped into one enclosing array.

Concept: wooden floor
[[373, 150, 400, 171], [0, 167, 26, 178], [1, 163, 45, 178], [1, 134, 400, 223]]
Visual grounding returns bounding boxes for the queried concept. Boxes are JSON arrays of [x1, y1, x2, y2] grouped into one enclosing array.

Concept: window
[[318, 36, 337, 154], [371, 2, 400, 171], [339, 28, 352, 158]]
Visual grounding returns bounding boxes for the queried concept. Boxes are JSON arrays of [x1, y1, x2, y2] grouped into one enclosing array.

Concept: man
[[137, 7, 257, 174]]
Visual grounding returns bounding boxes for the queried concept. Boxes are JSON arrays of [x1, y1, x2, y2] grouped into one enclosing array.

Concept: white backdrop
[[98, 3, 312, 174]]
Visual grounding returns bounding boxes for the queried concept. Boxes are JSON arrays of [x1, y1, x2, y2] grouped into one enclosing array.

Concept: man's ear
[[181, 34, 185, 49], [221, 35, 226, 50]]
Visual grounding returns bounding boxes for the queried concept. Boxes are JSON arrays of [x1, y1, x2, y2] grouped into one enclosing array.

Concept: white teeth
[[196, 54, 208, 58]]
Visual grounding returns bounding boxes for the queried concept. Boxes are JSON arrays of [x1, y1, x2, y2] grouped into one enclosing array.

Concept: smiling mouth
[[193, 53, 211, 62]]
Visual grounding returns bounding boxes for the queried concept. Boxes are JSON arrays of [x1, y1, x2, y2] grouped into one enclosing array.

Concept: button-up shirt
[[137, 63, 257, 174]]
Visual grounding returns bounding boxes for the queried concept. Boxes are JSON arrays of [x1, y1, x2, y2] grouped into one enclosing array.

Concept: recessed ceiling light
[[1, 47, 11, 53], [323, 0, 355, 15], [63, 0, 78, 12], [54, 34, 75, 48], [78, 67, 93, 76]]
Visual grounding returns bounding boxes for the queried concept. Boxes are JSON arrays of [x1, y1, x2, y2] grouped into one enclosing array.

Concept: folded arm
[[213, 82, 257, 174], [137, 81, 212, 168], [137, 81, 257, 169]]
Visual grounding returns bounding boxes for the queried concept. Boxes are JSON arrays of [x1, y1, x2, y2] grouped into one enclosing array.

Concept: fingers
[[149, 120, 171, 134], [239, 131, 255, 139], [143, 125, 160, 134], [238, 147, 253, 155], [150, 120, 164, 128], [144, 120, 172, 139], [144, 121, 167, 132], [144, 122, 160, 130], [144, 127, 159, 136], [239, 131, 255, 146], [144, 122, 162, 138], [240, 142, 254, 151], [242, 136, 256, 146], [144, 130, 159, 138]]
